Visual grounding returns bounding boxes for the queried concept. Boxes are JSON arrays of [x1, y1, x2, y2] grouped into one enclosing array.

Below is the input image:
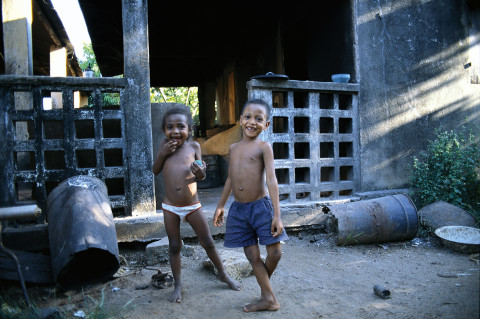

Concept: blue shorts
[[224, 196, 289, 248]]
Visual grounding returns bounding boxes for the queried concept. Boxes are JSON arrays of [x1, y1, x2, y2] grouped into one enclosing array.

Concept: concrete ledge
[[355, 188, 410, 200], [1, 189, 411, 250], [1, 203, 333, 249]]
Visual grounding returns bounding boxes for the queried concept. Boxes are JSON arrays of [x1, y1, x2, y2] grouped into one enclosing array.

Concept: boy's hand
[[271, 217, 284, 237], [162, 140, 178, 155], [191, 160, 206, 180], [213, 208, 224, 226]]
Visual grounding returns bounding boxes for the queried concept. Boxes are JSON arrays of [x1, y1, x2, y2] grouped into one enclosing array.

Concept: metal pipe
[[0, 205, 41, 220]]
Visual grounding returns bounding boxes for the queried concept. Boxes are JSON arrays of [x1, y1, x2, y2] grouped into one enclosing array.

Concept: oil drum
[[332, 194, 418, 246], [46, 175, 119, 288]]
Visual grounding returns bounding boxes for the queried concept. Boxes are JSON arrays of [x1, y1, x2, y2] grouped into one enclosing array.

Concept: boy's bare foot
[[168, 285, 182, 303], [219, 273, 243, 291], [243, 299, 280, 312]]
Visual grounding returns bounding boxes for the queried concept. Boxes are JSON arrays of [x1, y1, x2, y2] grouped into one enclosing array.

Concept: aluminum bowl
[[435, 226, 480, 253]]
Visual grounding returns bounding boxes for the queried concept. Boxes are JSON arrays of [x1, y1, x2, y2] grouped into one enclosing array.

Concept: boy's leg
[[164, 211, 183, 303], [187, 209, 242, 290], [265, 242, 282, 278], [243, 244, 280, 312]]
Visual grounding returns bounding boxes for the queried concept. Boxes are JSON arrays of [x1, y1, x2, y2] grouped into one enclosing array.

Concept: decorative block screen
[[0, 76, 129, 221], [247, 79, 360, 202]]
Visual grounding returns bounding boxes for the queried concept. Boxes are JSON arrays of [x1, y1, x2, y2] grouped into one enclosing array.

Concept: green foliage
[[409, 127, 480, 221], [77, 44, 198, 117], [79, 43, 102, 77], [0, 295, 46, 319], [151, 87, 200, 125], [101, 92, 121, 107], [79, 288, 135, 319], [78, 43, 120, 108], [0, 285, 135, 319], [0, 298, 27, 319], [340, 232, 363, 246]]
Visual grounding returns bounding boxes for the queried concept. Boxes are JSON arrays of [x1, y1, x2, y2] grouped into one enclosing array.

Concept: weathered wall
[[356, 0, 480, 191]]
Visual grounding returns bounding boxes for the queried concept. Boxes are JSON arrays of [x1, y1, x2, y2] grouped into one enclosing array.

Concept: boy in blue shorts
[[214, 98, 289, 312]]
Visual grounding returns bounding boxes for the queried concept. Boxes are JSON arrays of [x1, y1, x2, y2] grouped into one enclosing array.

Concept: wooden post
[[198, 81, 217, 135]]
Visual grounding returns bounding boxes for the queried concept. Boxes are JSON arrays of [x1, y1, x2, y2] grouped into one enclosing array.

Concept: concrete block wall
[[247, 79, 360, 203], [0, 76, 130, 221]]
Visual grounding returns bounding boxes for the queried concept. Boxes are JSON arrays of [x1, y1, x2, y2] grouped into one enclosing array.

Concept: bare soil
[[4, 231, 480, 319]]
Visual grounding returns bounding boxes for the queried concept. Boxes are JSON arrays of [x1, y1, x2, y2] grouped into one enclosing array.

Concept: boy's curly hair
[[241, 98, 271, 119], [161, 107, 194, 139]]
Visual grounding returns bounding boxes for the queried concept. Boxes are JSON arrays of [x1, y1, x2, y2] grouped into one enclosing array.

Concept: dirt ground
[[5, 231, 480, 319]]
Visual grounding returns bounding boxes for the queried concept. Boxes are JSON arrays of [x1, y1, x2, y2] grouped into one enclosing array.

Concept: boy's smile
[[240, 103, 270, 138], [164, 113, 190, 146]]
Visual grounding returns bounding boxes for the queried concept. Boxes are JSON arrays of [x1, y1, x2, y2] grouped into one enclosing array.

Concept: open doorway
[[151, 87, 237, 210]]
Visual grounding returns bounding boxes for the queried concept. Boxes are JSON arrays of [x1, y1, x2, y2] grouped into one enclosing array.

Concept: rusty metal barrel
[[47, 175, 119, 288], [332, 194, 418, 246]]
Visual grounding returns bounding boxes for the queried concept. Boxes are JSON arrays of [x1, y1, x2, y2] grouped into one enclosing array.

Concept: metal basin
[[435, 226, 480, 253]]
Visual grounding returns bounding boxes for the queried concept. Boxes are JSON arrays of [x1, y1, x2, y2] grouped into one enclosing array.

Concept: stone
[[418, 201, 477, 231], [202, 249, 258, 279], [145, 237, 195, 265]]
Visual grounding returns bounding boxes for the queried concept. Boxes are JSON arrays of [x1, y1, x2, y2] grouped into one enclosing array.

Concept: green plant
[[79, 288, 135, 319], [409, 127, 480, 221], [0, 284, 135, 319], [0, 295, 46, 319], [341, 232, 363, 246]]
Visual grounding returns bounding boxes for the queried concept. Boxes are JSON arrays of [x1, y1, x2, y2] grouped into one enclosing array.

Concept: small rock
[[145, 237, 195, 265], [203, 249, 256, 279], [418, 201, 477, 231]]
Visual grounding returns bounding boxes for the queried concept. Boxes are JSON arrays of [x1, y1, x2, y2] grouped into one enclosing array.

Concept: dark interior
[[78, 1, 356, 87]]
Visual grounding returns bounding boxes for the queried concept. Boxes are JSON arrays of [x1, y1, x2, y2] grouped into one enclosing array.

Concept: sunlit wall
[[356, 0, 480, 190]]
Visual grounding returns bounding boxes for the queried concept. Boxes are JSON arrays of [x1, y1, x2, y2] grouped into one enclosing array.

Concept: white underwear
[[162, 202, 201, 222]]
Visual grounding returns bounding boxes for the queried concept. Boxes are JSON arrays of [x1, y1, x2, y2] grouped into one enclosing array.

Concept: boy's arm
[[213, 177, 232, 226], [152, 139, 174, 175], [263, 142, 284, 237]]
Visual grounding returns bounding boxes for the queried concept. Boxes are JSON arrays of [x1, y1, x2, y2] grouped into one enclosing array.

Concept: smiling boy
[[153, 107, 241, 303], [214, 99, 289, 312]]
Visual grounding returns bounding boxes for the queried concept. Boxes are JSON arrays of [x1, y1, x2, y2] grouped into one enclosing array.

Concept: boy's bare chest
[[230, 145, 263, 168], [164, 146, 195, 168]]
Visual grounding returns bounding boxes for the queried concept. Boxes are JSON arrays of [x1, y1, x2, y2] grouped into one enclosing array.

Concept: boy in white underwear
[[153, 107, 241, 303], [161, 202, 201, 222]]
